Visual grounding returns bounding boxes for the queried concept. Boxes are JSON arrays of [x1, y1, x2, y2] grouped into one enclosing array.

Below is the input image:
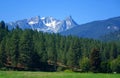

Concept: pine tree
[[19, 30, 35, 68], [67, 44, 75, 67], [37, 33, 47, 62], [80, 57, 90, 72], [90, 48, 101, 73], [110, 55, 120, 73], [110, 42, 118, 60], [46, 35, 57, 70], [0, 21, 5, 29], [0, 39, 7, 67], [10, 30, 20, 67], [0, 21, 8, 42], [67, 38, 81, 68]]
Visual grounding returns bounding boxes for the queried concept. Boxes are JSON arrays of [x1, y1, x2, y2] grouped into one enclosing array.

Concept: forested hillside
[[100, 31, 120, 42], [0, 21, 120, 73]]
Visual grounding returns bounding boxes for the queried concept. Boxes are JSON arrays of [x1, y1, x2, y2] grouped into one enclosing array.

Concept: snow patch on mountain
[[7, 16, 78, 33], [107, 26, 119, 30], [28, 21, 38, 25], [41, 17, 45, 20]]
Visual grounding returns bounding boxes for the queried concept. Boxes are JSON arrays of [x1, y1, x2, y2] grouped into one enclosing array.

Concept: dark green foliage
[[101, 61, 111, 73], [10, 30, 20, 67], [90, 48, 101, 73], [19, 30, 35, 68], [0, 21, 8, 42], [1, 21, 120, 73], [80, 57, 90, 72], [0, 21, 5, 29], [0, 39, 7, 67], [110, 56, 120, 73]]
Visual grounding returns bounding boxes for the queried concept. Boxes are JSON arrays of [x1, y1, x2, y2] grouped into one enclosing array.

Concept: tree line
[[0, 21, 120, 73]]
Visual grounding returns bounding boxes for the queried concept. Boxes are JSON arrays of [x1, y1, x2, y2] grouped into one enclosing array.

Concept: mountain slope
[[61, 16, 120, 39], [100, 30, 120, 41], [7, 16, 78, 33]]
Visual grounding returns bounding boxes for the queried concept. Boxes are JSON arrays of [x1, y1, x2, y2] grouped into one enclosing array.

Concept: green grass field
[[0, 71, 120, 78]]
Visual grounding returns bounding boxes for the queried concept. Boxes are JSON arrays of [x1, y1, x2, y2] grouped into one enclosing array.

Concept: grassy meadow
[[0, 71, 120, 78]]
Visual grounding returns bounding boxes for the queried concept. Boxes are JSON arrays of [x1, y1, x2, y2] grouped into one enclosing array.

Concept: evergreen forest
[[0, 21, 120, 73]]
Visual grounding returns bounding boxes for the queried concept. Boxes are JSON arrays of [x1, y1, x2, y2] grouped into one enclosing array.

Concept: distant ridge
[[61, 16, 120, 39], [7, 16, 78, 33]]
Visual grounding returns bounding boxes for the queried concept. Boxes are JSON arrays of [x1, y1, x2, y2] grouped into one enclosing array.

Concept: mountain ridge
[[7, 16, 120, 40], [61, 16, 120, 39], [7, 16, 78, 33]]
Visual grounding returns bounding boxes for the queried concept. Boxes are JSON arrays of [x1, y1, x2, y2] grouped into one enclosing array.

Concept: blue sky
[[0, 0, 120, 24]]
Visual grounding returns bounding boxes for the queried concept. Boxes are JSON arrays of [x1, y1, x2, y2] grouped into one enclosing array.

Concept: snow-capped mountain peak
[[65, 16, 78, 29], [7, 16, 78, 33], [41, 17, 45, 20], [28, 16, 40, 25], [41, 16, 59, 28]]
